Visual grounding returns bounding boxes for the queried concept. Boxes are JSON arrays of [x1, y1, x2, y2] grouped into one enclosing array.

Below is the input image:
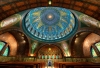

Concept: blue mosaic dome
[[40, 8, 60, 26], [22, 7, 79, 43]]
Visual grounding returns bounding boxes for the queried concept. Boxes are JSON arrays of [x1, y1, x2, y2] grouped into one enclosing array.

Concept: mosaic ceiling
[[0, 0, 100, 21], [22, 7, 79, 43]]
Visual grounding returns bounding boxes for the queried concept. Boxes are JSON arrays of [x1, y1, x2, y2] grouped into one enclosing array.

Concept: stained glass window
[[91, 48, 97, 57], [95, 42, 100, 51], [0, 41, 9, 56], [0, 42, 5, 50], [3, 47, 9, 56], [91, 42, 100, 57]]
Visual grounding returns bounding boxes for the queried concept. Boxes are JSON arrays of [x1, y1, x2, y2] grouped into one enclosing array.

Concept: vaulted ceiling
[[0, 0, 100, 21]]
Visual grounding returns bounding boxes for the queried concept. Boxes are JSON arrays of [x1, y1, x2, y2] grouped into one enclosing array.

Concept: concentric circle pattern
[[22, 7, 79, 43], [40, 8, 60, 26]]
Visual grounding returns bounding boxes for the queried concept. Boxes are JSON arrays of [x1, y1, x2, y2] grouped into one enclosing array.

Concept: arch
[[70, 27, 100, 57], [0, 27, 30, 56], [0, 0, 99, 21], [34, 43, 64, 58], [91, 42, 100, 57], [0, 32, 18, 56], [0, 41, 10, 56], [83, 33, 100, 57]]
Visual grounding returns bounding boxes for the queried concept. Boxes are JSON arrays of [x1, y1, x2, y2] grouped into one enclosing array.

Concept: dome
[[22, 7, 79, 43]]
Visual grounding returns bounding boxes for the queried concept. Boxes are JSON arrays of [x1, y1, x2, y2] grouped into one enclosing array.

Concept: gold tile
[[64, 0, 71, 4], [29, 0, 36, 4], [31, 4, 37, 8], [2, 5, 11, 11], [85, 10, 93, 15], [88, 5, 98, 11], [63, 4, 70, 8], [73, 6, 81, 11], [75, 2, 83, 7], [7, 10, 15, 15], [19, 6, 27, 11], [16, 2, 24, 7]]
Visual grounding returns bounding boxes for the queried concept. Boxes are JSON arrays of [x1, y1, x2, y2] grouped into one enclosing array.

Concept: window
[[91, 48, 97, 57], [0, 41, 9, 56], [91, 42, 100, 57], [95, 42, 100, 51]]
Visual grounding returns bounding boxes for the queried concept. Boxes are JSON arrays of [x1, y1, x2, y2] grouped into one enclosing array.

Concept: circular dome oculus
[[22, 7, 79, 43], [40, 8, 60, 26]]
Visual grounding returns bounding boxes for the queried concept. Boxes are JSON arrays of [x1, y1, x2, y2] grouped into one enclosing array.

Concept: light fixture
[[49, 0, 52, 5], [49, 48, 51, 51], [30, 54, 34, 56], [22, 34, 24, 36], [75, 38, 79, 44], [21, 37, 24, 39], [23, 40, 26, 43], [76, 34, 78, 37]]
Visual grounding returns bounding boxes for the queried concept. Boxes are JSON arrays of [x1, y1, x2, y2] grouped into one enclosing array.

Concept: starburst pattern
[[22, 7, 78, 43]]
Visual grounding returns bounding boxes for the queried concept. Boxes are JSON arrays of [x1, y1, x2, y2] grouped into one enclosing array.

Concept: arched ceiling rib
[[0, 0, 100, 21]]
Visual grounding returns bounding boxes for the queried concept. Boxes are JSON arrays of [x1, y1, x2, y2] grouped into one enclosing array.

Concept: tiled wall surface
[[0, 0, 99, 21]]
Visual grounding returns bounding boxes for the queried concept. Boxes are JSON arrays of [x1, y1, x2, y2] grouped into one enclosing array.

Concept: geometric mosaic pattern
[[22, 7, 79, 43]]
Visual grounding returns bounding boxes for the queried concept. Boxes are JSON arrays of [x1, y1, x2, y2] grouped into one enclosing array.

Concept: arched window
[[91, 47, 97, 57], [91, 42, 100, 57], [0, 41, 9, 56], [95, 42, 100, 51]]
